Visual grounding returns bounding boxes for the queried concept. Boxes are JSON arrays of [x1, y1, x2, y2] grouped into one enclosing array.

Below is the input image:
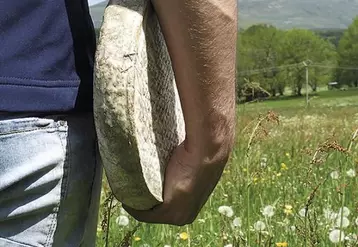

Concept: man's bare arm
[[153, 0, 237, 159], [124, 0, 237, 226]]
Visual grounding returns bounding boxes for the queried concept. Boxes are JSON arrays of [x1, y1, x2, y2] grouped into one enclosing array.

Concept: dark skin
[[123, 0, 238, 226]]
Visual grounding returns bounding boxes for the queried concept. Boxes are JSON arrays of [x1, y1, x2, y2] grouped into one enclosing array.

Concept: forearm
[[153, 0, 237, 158]]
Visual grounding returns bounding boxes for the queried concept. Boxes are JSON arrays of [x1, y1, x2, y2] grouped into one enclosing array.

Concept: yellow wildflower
[[276, 172, 282, 177], [285, 152, 290, 158], [179, 232, 189, 240], [284, 205, 293, 215], [281, 163, 288, 171], [276, 242, 288, 247], [243, 168, 247, 172], [134, 236, 141, 241]]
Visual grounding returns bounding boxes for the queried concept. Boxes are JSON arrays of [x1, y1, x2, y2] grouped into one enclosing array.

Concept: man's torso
[[0, 0, 96, 113]]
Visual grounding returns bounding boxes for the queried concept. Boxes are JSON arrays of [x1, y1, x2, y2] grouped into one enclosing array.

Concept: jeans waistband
[[0, 112, 48, 121]]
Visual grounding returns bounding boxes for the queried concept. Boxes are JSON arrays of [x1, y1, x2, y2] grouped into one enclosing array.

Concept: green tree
[[237, 25, 336, 99], [237, 24, 284, 96], [280, 29, 336, 95], [337, 16, 358, 87]]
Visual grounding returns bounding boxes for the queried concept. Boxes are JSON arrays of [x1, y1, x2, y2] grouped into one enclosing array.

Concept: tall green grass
[[96, 90, 358, 247]]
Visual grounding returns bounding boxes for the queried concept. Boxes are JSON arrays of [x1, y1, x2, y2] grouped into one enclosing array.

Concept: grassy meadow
[[96, 89, 358, 247]]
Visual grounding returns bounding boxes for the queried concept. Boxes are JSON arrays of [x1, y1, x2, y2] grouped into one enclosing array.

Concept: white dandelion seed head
[[254, 220, 266, 231], [329, 229, 345, 244], [346, 169, 356, 178], [115, 215, 129, 226], [299, 208, 307, 217], [262, 205, 275, 217], [338, 207, 350, 217], [232, 217, 242, 227], [218, 206, 234, 218], [330, 171, 339, 179], [335, 216, 350, 228]]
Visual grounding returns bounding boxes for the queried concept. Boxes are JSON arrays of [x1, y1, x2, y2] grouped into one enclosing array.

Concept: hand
[[123, 141, 230, 226]]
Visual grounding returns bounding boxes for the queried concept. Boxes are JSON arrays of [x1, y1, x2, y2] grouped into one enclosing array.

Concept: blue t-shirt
[[0, 0, 96, 112]]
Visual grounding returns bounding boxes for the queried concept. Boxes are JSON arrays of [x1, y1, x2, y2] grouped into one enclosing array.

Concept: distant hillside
[[239, 0, 358, 29], [90, 0, 358, 29]]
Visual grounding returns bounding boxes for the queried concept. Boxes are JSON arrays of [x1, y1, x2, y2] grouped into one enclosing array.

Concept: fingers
[[122, 204, 166, 225], [122, 204, 194, 226]]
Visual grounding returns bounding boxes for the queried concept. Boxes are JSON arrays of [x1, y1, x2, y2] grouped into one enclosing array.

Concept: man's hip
[[0, 112, 102, 247]]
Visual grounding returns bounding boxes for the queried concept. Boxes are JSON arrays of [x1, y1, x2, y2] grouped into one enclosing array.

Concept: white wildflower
[[298, 208, 307, 217], [330, 171, 339, 179], [329, 229, 345, 244], [224, 244, 233, 247], [218, 206, 234, 218], [290, 225, 296, 232], [116, 215, 129, 226], [355, 217, 358, 226], [232, 217, 242, 227], [254, 221, 266, 231], [338, 207, 350, 217], [262, 205, 275, 217], [260, 156, 268, 168], [346, 169, 356, 177], [335, 216, 350, 228], [164, 245, 171, 247]]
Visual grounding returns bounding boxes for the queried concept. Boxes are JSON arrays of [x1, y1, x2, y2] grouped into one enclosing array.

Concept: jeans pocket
[[0, 117, 69, 247]]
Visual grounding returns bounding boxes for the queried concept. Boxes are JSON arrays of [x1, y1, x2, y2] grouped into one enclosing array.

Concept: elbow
[[206, 120, 236, 167]]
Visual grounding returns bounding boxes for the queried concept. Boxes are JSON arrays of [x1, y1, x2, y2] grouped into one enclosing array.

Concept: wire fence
[[237, 62, 358, 76]]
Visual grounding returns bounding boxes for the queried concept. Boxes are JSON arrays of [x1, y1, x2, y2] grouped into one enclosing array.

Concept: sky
[[88, 0, 105, 6]]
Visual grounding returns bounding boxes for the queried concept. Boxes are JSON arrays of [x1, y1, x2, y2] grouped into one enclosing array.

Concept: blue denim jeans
[[0, 113, 102, 247]]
